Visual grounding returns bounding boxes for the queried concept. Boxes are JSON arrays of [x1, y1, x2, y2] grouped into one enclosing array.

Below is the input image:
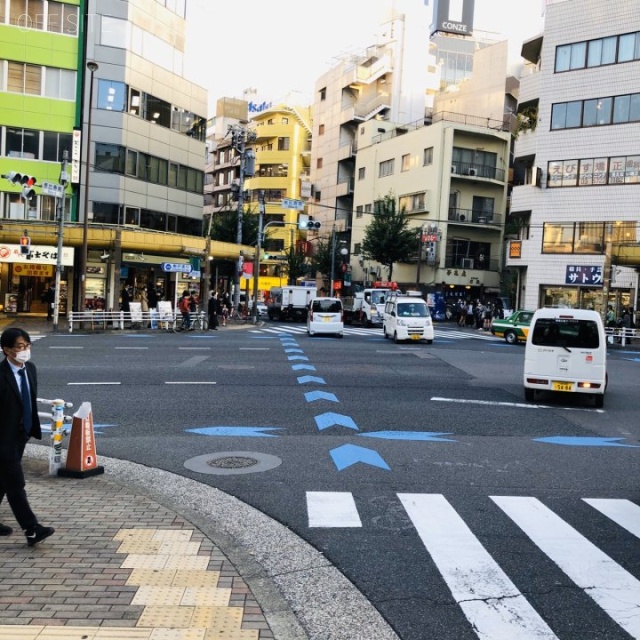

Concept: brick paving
[[0, 458, 275, 639]]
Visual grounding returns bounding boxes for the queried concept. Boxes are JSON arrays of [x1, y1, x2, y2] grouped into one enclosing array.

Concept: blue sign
[[565, 265, 603, 286], [161, 262, 192, 273], [248, 101, 273, 113]]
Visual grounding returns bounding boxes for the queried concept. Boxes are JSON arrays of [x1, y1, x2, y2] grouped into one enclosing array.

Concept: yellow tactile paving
[[172, 570, 222, 587], [116, 538, 164, 554], [204, 629, 258, 640], [121, 553, 173, 570], [150, 630, 206, 640], [151, 530, 194, 542], [181, 586, 232, 607], [0, 628, 44, 640], [127, 568, 179, 587], [191, 606, 244, 629], [136, 605, 196, 628], [164, 554, 210, 570], [157, 540, 202, 555], [113, 528, 158, 542], [93, 630, 153, 639], [131, 585, 187, 606]]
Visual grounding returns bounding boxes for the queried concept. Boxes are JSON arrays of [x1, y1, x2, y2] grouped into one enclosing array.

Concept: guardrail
[[605, 327, 638, 346], [67, 310, 177, 332]]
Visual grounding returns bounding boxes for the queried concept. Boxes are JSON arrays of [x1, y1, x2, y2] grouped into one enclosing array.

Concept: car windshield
[[398, 303, 428, 317], [314, 300, 342, 312], [532, 318, 599, 349], [370, 291, 386, 305]]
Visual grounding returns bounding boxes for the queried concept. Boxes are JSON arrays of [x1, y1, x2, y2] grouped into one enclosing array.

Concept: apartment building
[[351, 115, 510, 304], [0, 0, 220, 315], [509, 0, 640, 318]]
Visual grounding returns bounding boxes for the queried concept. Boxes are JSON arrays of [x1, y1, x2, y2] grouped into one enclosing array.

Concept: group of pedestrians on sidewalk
[[456, 299, 505, 331]]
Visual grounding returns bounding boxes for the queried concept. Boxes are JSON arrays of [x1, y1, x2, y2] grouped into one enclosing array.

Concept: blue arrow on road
[[623, 358, 640, 362], [305, 391, 339, 403], [534, 436, 640, 447], [297, 375, 326, 385], [359, 431, 456, 442], [186, 426, 283, 437], [330, 444, 390, 471], [292, 364, 316, 371], [288, 355, 309, 361], [315, 412, 359, 431]]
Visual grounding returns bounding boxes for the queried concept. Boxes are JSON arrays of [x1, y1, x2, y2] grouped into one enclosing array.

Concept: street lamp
[[79, 60, 98, 311]]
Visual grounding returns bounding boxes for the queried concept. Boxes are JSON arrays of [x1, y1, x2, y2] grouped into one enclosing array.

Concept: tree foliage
[[209, 207, 260, 247], [361, 194, 418, 280], [284, 243, 308, 285]]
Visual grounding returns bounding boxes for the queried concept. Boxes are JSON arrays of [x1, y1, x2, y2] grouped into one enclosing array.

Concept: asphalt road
[[32, 323, 640, 640]]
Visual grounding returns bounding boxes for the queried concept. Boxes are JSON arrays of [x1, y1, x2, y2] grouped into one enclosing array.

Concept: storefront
[[0, 242, 74, 315]]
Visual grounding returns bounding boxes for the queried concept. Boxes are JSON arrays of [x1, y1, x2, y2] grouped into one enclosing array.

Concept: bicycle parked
[[226, 306, 250, 325], [173, 310, 208, 332]]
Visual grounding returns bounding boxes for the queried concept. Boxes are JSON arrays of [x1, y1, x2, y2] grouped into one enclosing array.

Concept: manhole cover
[[208, 456, 258, 469], [184, 451, 282, 476]]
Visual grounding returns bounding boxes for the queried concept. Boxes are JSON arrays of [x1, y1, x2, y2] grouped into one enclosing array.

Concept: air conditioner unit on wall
[[451, 165, 457, 173], [462, 258, 474, 269], [457, 213, 467, 222], [467, 168, 477, 177]]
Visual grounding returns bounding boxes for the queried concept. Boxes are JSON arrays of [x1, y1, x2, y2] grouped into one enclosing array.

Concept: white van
[[523, 308, 607, 407], [383, 295, 434, 344], [307, 297, 344, 337]]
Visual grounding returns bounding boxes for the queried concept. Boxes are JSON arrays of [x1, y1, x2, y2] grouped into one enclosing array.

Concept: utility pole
[[53, 150, 69, 332], [251, 190, 265, 325], [229, 124, 256, 311]]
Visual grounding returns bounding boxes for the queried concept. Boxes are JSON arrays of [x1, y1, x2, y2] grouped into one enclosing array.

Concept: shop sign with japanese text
[[0, 244, 74, 266], [565, 265, 603, 286]]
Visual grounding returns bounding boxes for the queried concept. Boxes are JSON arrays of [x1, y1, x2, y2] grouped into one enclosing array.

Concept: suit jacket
[[0, 358, 42, 454]]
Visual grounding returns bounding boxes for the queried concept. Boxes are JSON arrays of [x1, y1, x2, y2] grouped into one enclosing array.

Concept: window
[[95, 143, 125, 174], [548, 154, 640, 187], [281, 117, 288, 124], [543, 223, 575, 253], [168, 162, 178, 187], [401, 154, 411, 172], [358, 167, 365, 180], [423, 147, 433, 165], [10, 0, 44, 29], [379, 159, 394, 177], [97, 80, 126, 111], [101, 16, 130, 49], [126, 150, 138, 176], [575, 222, 604, 253], [277, 137, 290, 151], [124, 207, 140, 226], [399, 192, 426, 213], [47, 1, 78, 34], [318, 124, 325, 135], [319, 87, 326, 101], [5, 127, 38, 158], [356, 205, 363, 218], [44, 67, 75, 100], [7, 62, 41, 94], [316, 158, 323, 169], [553, 93, 640, 130], [557, 31, 640, 72], [42, 132, 71, 162]]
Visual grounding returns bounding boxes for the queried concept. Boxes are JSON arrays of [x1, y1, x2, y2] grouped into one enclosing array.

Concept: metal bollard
[[37, 397, 74, 476]]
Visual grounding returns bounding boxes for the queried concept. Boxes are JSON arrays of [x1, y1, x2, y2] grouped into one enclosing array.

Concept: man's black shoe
[[0, 523, 13, 536], [25, 524, 55, 547]]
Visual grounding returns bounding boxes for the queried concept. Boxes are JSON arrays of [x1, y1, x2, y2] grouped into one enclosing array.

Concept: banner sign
[[0, 244, 74, 266]]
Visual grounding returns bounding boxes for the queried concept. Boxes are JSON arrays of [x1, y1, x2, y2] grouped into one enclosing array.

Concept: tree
[[284, 243, 307, 285], [308, 237, 337, 279], [209, 207, 260, 246], [361, 194, 417, 280]]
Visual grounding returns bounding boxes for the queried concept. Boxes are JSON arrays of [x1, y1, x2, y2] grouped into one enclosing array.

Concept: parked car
[[253, 302, 268, 319], [307, 297, 344, 337], [490, 310, 534, 344]]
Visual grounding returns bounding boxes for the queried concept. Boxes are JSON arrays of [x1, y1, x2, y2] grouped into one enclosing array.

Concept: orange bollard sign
[[58, 401, 105, 478]]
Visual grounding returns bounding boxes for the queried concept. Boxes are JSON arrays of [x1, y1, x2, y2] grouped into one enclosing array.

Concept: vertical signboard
[[71, 128, 82, 184], [431, 0, 475, 36]]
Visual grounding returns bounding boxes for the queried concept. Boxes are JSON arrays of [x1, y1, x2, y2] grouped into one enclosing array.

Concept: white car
[[307, 297, 344, 337], [253, 302, 268, 319]]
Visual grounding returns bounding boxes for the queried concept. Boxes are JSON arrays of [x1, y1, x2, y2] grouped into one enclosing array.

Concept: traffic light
[[19, 235, 31, 257], [3, 171, 23, 185], [306, 216, 321, 230], [21, 175, 37, 202]]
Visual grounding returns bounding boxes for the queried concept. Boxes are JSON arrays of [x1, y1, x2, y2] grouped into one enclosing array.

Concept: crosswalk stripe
[[307, 491, 362, 528], [584, 498, 640, 537], [253, 325, 500, 340], [492, 496, 640, 639], [398, 493, 558, 639]]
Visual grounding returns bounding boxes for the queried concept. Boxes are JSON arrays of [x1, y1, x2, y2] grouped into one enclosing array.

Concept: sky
[[185, 0, 546, 116]]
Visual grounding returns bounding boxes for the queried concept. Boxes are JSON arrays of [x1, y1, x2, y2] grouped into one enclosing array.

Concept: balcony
[[444, 257, 500, 272], [336, 176, 355, 196], [451, 162, 506, 182], [447, 208, 503, 226]]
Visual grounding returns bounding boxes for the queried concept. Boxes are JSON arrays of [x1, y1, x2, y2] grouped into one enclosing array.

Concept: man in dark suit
[[0, 327, 55, 546]]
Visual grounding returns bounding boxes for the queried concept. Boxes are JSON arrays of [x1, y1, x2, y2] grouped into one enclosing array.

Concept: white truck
[[267, 285, 317, 322], [343, 287, 393, 327]]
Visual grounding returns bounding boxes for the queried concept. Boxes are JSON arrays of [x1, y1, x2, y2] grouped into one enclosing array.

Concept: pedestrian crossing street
[[250, 325, 499, 341], [307, 491, 640, 639]]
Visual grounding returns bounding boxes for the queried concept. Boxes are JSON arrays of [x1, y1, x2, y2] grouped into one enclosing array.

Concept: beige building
[[351, 115, 510, 303]]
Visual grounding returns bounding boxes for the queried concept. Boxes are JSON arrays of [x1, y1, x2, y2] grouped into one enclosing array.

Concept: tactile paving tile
[[152, 530, 193, 542], [131, 585, 186, 606], [204, 629, 258, 640], [157, 540, 201, 555], [93, 630, 153, 639], [150, 630, 206, 640], [0, 628, 42, 640], [180, 586, 232, 607], [172, 570, 221, 587], [191, 606, 243, 629], [116, 538, 164, 554], [121, 553, 171, 570], [163, 555, 210, 570], [136, 605, 195, 628], [127, 569, 178, 587], [114, 528, 158, 542]]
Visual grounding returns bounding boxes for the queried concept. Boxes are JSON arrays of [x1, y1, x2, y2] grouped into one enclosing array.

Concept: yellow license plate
[[411, 334, 421, 340], [552, 381, 573, 392], [322, 317, 331, 322]]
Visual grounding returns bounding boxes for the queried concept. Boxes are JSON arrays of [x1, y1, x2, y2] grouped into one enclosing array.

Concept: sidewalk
[[0, 447, 398, 640]]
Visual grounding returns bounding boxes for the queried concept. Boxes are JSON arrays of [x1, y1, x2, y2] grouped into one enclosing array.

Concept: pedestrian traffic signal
[[21, 175, 37, 202], [19, 235, 31, 256]]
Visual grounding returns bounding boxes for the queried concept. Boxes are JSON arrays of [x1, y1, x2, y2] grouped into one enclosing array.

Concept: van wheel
[[425, 339, 433, 345], [383, 327, 389, 339], [337, 333, 344, 339], [393, 332, 401, 344], [594, 394, 604, 409], [504, 330, 517, 345], [524, 388, 535, 402]]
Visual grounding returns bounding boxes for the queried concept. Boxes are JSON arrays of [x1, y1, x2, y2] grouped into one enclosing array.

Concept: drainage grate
[[208, 456, 258, 469]]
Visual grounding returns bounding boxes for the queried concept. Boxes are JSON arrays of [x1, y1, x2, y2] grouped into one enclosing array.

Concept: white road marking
[[164, 381, 217, 385], [48, 346, 84, 349], [493, 496, 640, 639], [115, 347, 149, 350], [584, 498, 640, 538], [307, 491, 362, 528], [399, 493, 558, 640], [431, 396, 605, 413], [68, 382, 121, 385]]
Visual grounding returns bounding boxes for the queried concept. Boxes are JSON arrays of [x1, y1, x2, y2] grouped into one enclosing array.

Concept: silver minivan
[[307, 297, 344, 338]]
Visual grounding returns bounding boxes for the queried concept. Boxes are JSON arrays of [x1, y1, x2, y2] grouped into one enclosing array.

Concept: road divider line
[[431, 396, 604, 413], [115, 347, 149, 350], [165, 381, 217, 385], [49, 346, 84, 349], [68, 382, 121, 385]]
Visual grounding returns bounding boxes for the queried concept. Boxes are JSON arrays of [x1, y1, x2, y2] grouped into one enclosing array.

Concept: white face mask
[[14, 349, 31, 364]]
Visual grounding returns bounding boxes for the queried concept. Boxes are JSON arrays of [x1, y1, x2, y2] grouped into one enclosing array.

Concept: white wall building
[[509, 0, 639, 319]]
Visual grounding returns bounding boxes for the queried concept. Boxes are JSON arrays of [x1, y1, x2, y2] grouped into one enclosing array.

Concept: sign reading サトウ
[[565, 265, 604, 286]]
